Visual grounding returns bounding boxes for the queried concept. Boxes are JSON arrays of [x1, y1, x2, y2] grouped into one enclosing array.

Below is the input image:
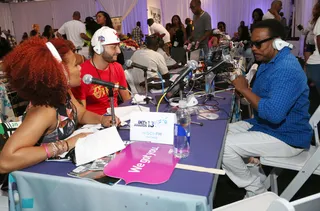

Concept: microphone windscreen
[[83, 74, 93, 84]]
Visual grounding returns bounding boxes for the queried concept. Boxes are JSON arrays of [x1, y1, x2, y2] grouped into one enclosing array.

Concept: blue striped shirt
[[246, 47, 313, 149]]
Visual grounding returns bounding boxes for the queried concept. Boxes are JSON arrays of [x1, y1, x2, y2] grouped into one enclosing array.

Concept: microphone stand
[[108, 88, 117, 126], [143, 68, 152, 104], [179, 81, 185, 100]]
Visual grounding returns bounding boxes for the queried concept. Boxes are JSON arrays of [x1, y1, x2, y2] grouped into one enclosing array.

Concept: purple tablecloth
[[21, 91, 233, 200]]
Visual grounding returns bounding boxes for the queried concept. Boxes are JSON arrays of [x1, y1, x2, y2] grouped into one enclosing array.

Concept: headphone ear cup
[[272, 38, 280, 50], [93, 44, 103, 54]]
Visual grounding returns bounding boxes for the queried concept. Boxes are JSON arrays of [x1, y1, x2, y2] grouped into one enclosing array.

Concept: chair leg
[[280, 149, 320, 201], [264, 168, 282, 195], [270, 170, 279, 195]]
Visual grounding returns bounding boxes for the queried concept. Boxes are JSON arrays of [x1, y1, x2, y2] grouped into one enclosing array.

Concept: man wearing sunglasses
[[222, 19, 312, 198]]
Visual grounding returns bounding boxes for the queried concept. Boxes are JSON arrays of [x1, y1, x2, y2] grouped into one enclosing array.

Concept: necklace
[[91, 58, 112, 83], [91, 58, 102, 79]]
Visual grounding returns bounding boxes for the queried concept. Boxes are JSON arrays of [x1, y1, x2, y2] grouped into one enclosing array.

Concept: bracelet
[[50, 142, 58, 158], [42, 144, 51, 158]]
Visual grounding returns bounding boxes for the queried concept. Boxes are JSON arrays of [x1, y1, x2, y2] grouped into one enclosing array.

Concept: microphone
[[166, 60, 198, 94], [82, 74, 127, 90], [124, 60, 156, 72]]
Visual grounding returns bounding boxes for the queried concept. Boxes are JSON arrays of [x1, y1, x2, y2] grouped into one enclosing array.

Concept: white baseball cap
[[91, 26, 120, 47]]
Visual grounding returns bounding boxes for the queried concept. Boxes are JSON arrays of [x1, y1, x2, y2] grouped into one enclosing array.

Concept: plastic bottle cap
[[179, 100, 187, 108]]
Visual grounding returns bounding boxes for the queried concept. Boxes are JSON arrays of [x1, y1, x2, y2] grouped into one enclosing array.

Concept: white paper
[[107, 105, 150, 122], [130, 112, 176, 145], [75, 126, 125, 166]]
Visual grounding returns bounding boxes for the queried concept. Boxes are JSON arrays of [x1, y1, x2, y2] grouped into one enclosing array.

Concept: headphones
[[93, 43, 104, 55], [272, 38, 293, 51]]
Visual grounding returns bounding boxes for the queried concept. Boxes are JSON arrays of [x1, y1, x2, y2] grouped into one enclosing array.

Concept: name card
[[130, 112, 176, 145]]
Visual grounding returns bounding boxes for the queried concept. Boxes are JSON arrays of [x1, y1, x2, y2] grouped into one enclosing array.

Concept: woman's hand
[[66, 132, 93, 149], [101, 115, 121, 127]]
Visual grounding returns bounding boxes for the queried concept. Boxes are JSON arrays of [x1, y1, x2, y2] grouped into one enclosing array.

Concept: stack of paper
[[107, 105, 150, 122], [75, 127, 125, 166]]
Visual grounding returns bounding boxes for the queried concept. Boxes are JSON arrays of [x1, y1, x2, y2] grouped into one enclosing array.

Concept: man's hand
[[232, 75, 249, 93]]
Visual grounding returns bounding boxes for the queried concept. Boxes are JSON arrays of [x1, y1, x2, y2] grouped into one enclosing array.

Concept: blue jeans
[[306, 64, 320, 95]]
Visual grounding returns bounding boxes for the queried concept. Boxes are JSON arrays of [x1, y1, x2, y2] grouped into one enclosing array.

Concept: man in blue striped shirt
[[222, 19, 313, 198]]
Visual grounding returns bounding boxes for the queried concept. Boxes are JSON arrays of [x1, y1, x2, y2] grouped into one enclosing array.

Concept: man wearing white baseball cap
[[72, 26, 130, 115]]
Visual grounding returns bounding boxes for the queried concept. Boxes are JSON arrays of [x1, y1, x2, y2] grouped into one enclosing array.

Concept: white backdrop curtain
[[161, 0, 292, 37], [51, 0, 96, 30], [122, 0, 148, 35], [0, 3, 14, 35], [96, 0, 138, 27], [10, 1, 53, 42]]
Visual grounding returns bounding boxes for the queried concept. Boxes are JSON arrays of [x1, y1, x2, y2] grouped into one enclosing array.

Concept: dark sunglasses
[[250, 37, 275, 49]]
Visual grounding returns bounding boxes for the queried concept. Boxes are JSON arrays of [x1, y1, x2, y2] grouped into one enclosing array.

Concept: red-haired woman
[[0, 37, 120, 173]]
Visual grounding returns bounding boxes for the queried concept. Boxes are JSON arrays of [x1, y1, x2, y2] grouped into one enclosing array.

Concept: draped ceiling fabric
[[10, 1, 53, 42], [0, 3, 14, 35], [96, 0, 138, 32], [122, 0, 148, 36], [161, 0, 292, 37]]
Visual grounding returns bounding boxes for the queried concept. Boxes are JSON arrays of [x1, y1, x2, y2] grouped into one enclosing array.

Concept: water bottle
[[205, 72, 215, 95], [174, 100, 191, 158], [205, 48, 213, 66]]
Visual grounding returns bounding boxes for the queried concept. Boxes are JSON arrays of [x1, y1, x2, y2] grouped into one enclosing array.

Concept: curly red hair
[[3, 37, 71, 107]]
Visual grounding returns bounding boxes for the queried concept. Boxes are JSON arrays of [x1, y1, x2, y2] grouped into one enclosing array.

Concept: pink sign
[[103, 142, 180, 184]]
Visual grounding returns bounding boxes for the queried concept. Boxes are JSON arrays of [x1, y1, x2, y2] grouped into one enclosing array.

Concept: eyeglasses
[[250, 37, 275, 49]]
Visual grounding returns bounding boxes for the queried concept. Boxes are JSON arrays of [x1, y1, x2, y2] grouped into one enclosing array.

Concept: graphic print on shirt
[[91, 83, 119, 99]]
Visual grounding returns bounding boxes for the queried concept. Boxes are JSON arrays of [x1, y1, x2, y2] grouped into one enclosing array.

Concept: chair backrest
[[124, 69, 138, 95], [267, 192, 320, 211], [309, 105, 320, 147]]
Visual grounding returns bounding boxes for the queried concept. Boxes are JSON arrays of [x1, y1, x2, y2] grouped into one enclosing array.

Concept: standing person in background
[[250, 8, 264, 32], [185, 18, 193, 40], [0, 27, 6, 39], [189, 0, 212, 54], [20, 32, 28, 44], [5, 30, 17, 48], [170, 15, 187, 47], [131, 21, 144, 46], [30, 30, 39, 37], [147, 18, 171, 56], [57, 11, 90, 57], [263, 0, 282, 21], [84, 16, 100, 47], [306, 2, 320, 96], [165, 23, 172, 32], [298, 21, 315, 64], [32, 24, 40, 36], [42, 25, 55, 41], [96, 11, 114, 28], [170, 15, 187, 64], [280, 12, 287, 27], [95, 11, 125, 65]]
